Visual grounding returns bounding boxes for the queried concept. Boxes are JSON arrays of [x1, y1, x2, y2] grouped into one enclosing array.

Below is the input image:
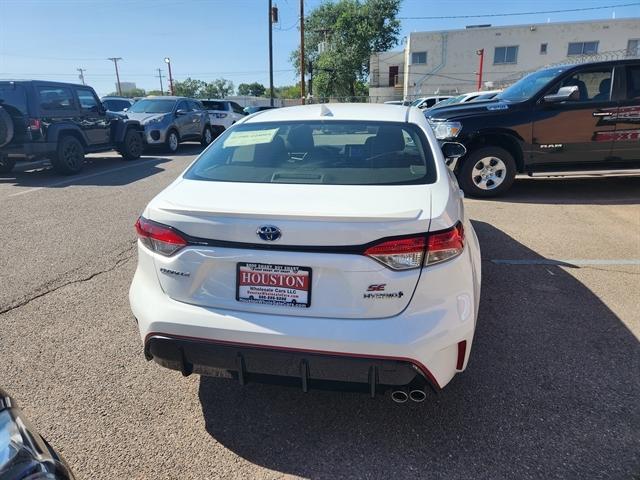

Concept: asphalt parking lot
[[1, 147, 638, 479]]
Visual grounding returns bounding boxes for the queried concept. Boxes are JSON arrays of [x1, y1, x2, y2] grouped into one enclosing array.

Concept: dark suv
[[427, 59, 640, 196], [0, 80, 144, 175]]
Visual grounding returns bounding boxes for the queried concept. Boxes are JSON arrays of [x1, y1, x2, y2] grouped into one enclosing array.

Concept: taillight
[[28, 118, 41, 131], [135, 216, 187, 256], [363, 223, 465, 270], [364, 236, 427, 270], [426, 223, 464, 266]]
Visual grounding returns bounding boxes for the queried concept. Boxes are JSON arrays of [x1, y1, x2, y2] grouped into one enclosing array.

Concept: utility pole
[[476, 49, 484, 90], [299, 0, 305, 104], [268, 0, 275, 106], [156, 68, 165, 95], [77, 68, 86, 85], [164, 57, 174, 95], [107, 57, 123, 95]]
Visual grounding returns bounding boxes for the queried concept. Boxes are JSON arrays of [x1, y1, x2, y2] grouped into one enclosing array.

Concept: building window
[[494, 46, 518, 64], [540, 43, 548, 54], [411, 51, 427, 64], [567, 41, 599, 56], [628, 39, 640, 57]]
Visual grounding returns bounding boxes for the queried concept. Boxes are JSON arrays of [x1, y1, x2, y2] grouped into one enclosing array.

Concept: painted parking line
[[491, 259, 640, 266], [6, 158, 168, 199]]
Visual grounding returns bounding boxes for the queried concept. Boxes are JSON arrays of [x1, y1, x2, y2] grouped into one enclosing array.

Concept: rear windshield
[[185, 121, 436, 185], [128, 99, 175, 113], [202, 100, 226, 111], [103, 99, 131, 111], [0, 83, 28, 114]]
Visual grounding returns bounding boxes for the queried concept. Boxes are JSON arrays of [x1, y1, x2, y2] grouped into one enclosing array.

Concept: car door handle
[[593, 111, 613, 117]]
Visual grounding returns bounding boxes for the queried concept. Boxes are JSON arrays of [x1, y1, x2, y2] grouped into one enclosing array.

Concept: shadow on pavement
[[0, 156, 173, 188], [490, 175, 640, 205], [198, 221, 640, 479]]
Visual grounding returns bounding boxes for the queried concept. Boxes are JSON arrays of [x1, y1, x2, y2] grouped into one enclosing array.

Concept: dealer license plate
[[236, 263, 311, 308]]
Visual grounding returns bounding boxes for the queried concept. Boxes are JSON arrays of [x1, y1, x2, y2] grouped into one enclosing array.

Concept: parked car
[[101, 96, 135, 113], [424, 90, 503, 114], [130, 103, 480, 401], [244, 105, 278, 115], [125, 96, 213, 153], [0, 80, 144, 174], [427, 59, 640, 197], [200, 100, 247, 136], [0, 387, 75, 479], [410, 95, 452, 109], [383, 100, 412, 106]]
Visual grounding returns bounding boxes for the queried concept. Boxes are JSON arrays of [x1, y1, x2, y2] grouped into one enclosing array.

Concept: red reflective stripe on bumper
[[144, 332, 441, 389], [456, 340, 467, 370]]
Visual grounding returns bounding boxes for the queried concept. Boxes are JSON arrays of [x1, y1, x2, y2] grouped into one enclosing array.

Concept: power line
[[399, 2, 640, 19]]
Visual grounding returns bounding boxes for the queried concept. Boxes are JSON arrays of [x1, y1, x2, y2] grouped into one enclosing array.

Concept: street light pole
[[164, 57, 174, 95], [299, 0, 305, 104], [268, 0, 275, 106], [476, 49, 484, 90], [107, 57, 123, 95]]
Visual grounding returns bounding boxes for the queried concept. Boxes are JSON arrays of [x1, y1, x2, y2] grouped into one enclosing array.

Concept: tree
[[146, 90, 164, 96], [275, 84, 302, 98], [238, 82, 267, 97], [290, 0, 400, 99], [173, 78, 206, 98], [105, 87, 146, 98], [210, 78, 235, 98]]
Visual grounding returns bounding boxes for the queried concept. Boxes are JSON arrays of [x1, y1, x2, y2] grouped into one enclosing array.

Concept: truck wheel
[[165, 129, 179, 153], [200, 126, 213, 146], [457, 146, 516, 198], [52, 135, 85, 175], [0, 154, 16, 174], [120, 128, 143, 160], [0, 107, 14, 148]]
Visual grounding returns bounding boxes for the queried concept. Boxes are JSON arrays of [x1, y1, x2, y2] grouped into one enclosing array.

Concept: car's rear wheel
[[120, 128, 144, 160], [0, 107, 15, 148], [0, 154, 16, 174], [52, 135, 85, 175], [457, 146, 516, 197], [165, 130, 179, 153], [201, 126, 213, 146]]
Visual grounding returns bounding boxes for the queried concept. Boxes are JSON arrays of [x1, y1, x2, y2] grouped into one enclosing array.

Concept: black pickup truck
[[0, 80, 144, 175], [426, 59, 640, 197]]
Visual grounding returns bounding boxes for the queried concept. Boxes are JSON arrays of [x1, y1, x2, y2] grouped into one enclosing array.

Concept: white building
[[370, 18, 640, 102]]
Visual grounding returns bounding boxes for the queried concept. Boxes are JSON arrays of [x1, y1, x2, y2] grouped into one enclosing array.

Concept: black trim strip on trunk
[[140, 216, 458, 255]]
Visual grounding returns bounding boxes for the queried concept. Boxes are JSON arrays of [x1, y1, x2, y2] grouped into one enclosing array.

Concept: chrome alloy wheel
[[472, 156, 507, 190]]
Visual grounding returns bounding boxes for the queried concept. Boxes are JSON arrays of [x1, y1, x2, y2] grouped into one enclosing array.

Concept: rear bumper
[[145, 334, 437, 393]]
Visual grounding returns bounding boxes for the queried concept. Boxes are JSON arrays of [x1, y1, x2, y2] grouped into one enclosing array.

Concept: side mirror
[[176, 109, 188, 116], [441, 142, 467, 169], [542, 85, 579, 104]]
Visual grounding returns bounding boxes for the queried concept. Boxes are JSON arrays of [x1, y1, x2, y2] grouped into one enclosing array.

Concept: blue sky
[[1, 0, 638, 96]]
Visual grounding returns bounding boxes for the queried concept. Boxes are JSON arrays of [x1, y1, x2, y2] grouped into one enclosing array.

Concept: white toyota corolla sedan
[[129, 103, 481, 402]]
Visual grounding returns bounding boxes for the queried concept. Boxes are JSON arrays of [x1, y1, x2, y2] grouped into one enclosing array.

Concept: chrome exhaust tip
[[409, 389, 427, 403], [390, 390, 409, 404]]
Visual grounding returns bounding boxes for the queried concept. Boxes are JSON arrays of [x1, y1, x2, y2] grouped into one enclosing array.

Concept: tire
[[0, 107, 14, 148], [165, 129, 180, 153], [52, 135, 85, 175], [457, 146, 516, 198], [212, 126, 225, 139], [200, 126, 213, 147], [0, 154, 16, 174], [120, 128, 143, 160]]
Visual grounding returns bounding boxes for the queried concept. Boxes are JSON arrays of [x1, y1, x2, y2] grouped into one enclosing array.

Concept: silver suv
[[125, 96, 213, 152]]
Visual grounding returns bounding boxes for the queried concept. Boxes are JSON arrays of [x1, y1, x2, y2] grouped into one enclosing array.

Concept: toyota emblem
[[257, 225, 281, 241]]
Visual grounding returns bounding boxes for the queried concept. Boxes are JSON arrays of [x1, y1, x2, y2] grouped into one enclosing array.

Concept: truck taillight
[[28, 119, 41, 131], [135, 216, 187, 256], [426, 223, 465, 265]]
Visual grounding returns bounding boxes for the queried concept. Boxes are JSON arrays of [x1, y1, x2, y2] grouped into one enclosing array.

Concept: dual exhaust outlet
[[390, 388, 427, 403]]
